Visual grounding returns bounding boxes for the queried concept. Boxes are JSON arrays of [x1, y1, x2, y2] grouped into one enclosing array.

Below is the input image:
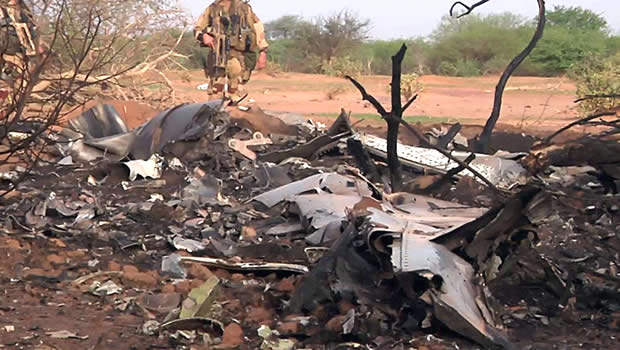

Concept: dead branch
[[346, 44, 408, 192], [542, 111, 617, 145], [464, 0, 546, 154], [449, 0, 492, 18], [574, 94, 620, 103]]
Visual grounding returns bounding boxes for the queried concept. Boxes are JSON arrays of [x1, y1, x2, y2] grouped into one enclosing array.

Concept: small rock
[[275, 277, 295, 293], [213, 269, 231, 280], [189, 264, 214, 280], [277, 321, 299, 335], [49, 238, 67, 248], [246, 306, 273, 324], [222, 323, 244, 347], [161, 284, 176, 294], [241, 226, 257, 240], [47, 254, 65, 266], [122, 265, 140, 274], [231, 273, 245, 282], [65, 249, 87, 259], [224, 299, 242, 313], [175, 280, 192, 294], [4, 239, 22, 250], [190, 279, 205, 289], [122, 270, 159, 288], [108, 261, 122, 272], [326, 315, 347, 333]]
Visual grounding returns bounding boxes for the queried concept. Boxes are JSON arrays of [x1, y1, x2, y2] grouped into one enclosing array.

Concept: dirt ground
[[171, 71, 580, 132]]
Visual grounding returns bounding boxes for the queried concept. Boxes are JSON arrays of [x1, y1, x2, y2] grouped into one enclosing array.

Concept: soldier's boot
[[224, 88, 248, 106]]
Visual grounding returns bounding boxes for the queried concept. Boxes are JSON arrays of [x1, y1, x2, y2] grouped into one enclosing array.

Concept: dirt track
[[64, 72, 581, 134]]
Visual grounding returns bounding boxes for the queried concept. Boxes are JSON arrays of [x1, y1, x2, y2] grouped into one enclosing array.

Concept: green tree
[[294, 11, 370, 63], [546, 6, 608, 32], [428, 13, 532, 76], [265, 15, 303, 40], [530, 6, 611, 75]]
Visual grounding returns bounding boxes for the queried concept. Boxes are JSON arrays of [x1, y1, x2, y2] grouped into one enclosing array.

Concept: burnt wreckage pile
[[1, 100, 619, 349]]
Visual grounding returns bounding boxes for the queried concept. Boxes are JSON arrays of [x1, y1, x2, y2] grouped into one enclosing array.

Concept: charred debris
[[1, 89, 619, 349]]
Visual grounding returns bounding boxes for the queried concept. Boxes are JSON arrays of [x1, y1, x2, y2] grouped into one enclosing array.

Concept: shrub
[[438, 61, 458, 76], [321, 56, 363, 77], [400, 73, 424, 100], [570, 54, 620, 115]]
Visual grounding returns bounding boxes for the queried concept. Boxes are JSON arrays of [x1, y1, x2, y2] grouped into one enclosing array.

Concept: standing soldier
[[194, 0, 268, 103], [0, 0, 38, 102]]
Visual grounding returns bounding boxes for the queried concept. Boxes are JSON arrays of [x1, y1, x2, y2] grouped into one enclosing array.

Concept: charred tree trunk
[[348, 44, 498, 193], [346, 44, 410, 192], [476, 0, 546, 153]]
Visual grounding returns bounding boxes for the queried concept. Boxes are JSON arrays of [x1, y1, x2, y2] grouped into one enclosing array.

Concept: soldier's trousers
[[203, 49, 253, 94]]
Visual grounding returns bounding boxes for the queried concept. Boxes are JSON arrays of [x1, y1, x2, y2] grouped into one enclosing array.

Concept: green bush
[[401, 73, 424, 100], [454, 59, 482, 77], [530, 26, 608, 76], [438, 61, 458, 76], [321, 56, 363, 77], [569, 54, 620, 115]]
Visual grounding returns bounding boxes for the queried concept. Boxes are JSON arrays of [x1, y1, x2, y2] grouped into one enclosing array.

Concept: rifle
[[202, 14, 229, 70], [4, 7, 36, 56]]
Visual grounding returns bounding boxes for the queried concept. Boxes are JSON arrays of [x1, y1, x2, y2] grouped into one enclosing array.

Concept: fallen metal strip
[[357, 133, 525, 190], [179, 256, 309, 274]]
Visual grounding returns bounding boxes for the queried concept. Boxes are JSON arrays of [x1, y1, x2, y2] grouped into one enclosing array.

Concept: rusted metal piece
[[228, 132, 272, 160]]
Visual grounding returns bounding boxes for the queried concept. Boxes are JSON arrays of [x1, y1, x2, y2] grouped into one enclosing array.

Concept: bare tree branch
[[345, 75, 387, 116], [402, 95, 418, 114], [574, 94, 620, 103], [449, 0, 492, 18], [542, 111, 617, 145]]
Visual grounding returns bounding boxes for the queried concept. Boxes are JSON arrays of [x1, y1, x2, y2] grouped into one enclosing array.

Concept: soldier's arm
[[247, 6, 268, 52], [193, 6, 213, 40]]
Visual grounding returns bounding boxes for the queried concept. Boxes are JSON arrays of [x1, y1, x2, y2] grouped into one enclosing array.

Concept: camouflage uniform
[[194, 0, 268, 96], [0, 0, 37, 98]]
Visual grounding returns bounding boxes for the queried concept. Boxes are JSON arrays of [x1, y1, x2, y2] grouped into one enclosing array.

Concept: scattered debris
[[45, 330, 89, 340], [180, 277, 221, 319], [89, 280, 123, 296], [2, 100, 619, 349]]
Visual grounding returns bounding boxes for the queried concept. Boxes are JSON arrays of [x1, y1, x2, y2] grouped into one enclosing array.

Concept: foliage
[[400, 73, 423, 100], [569, 54, 620, 115], [529, 25, 609, 76], [265, 15, 303, 40], [546, 6, 609, 32], [427, 13, 533, 76], [293, 11, 370, 63], [321, 56, 362, 77], [230, 7, 619, 78]]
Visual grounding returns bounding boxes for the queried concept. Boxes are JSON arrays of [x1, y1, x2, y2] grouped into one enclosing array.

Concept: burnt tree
[[452, 0, 547, 154], [346, 44, 414, 192], [347, 44, 498, 193]]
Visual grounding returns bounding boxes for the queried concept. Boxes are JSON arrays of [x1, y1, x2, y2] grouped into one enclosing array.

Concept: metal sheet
[[252, 173, 372, 208], [358, 133, 526, 190], [67, 104, 129, 140], [293, 194, 361, 229], [386, 227, 509, 348], [131, 101, 224, 160]]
